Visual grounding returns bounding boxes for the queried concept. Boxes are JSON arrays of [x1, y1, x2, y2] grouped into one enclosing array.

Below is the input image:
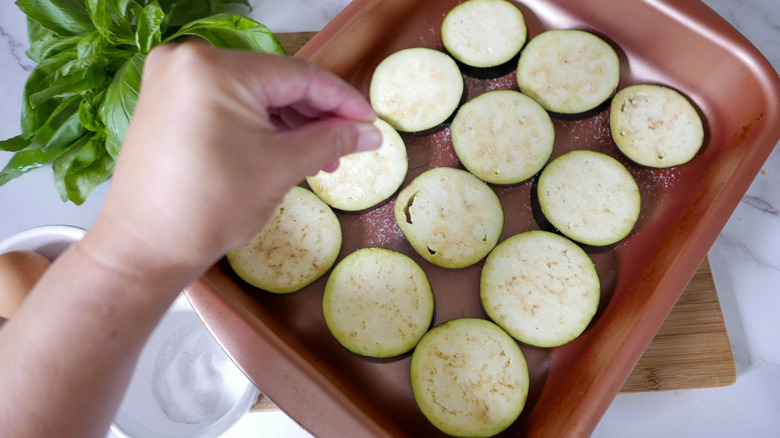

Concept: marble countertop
[[1, 0, 778, 437]]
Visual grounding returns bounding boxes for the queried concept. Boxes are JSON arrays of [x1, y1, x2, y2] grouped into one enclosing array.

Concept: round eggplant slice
[[517, 29, 620, 114], [537, 150, 641, 246], [369, 47, 464, 133], [451, 90, 554, 185], [411, 318, 529, 437], [442, 0, 527, 68], [481, 230, 600, 347], [307, 118, 408, 211], [394, 167, 504, 269], [323, 247, 434, 358], [227, 186, 341, 294], [610, 84, 704, 168]]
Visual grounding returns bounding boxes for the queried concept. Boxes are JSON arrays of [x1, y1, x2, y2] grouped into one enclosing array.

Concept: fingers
[[277, 118, 383, 177], [242, 53, 377, 123]]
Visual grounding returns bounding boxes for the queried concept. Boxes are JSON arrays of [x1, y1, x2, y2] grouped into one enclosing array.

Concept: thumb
[[279, 118, 384, 176]]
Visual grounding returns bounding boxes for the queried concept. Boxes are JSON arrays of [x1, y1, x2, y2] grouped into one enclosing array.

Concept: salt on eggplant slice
[[307, 118, 408, 211], [451, 90, 554, 185], [369, 47, 464, 133], [610, 84, 704, 168], [410, 318, 529, 437], [517, 29, 620, 114], [481, 230, 600, 348], [322, 247, 434, 358], [227, 186, 341, 294], [537, 150, 641, 246], [394, 167, 504, 269], [441, 0, 527, 68]]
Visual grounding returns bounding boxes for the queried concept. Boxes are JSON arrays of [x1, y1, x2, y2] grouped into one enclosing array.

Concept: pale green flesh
[[411, 318, 529, 437], [481, 230, 600, 347]]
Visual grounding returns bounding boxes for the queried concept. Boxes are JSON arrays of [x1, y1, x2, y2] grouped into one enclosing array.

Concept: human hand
[[82, 42, 382, 282]]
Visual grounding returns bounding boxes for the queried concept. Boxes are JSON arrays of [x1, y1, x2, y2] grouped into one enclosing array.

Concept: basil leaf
[[29, 61, 108, 108], [0, 143, 67, 186], [0, 135, 32, 153], [158, 0, 250, 28], [86, 0, 141, 46], [100, 53, 145, 159], [25, 18, 78, 63], [30, 95, 83, 151], [76, 30, 110, 58], [42, 108, 86, 152], [53, 134, 114, 204], [9, 0, 281, 204], [136, 1, 165, 54], [15, 0, 94, 36], [21, 50, 76, 134], [165, 13, 285, 54], [78, 89, 107, 133]]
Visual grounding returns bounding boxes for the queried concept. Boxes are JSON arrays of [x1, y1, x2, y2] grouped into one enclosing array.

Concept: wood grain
[[277, 32, 318, 55], [621, 258, 736, 392], [249, 33, 736, 412]]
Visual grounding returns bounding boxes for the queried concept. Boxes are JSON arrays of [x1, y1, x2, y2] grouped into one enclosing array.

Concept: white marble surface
[[1, 0, 778, 437]]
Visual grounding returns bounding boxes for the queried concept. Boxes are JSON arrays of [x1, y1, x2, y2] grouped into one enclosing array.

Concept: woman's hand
[[85, 42, 381, 282]]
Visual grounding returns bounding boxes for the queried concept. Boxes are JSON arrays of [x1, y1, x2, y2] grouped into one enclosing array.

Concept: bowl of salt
[[111, 294, 260, 438]]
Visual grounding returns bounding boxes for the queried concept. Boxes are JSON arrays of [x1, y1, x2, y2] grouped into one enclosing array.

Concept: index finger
[[241, 52, 377, 122]]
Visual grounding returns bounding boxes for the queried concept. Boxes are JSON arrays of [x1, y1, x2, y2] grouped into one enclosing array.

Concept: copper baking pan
[[185, 0, 780, 436]]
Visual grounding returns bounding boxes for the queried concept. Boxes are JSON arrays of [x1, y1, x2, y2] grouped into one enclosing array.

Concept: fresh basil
[[1, 0, 285, 204], [15, 0, 94, 36], [54, 133, 115, 204], [99, 53, 144, 159], [86, 0, 139, 46], [157, 0, 250, 27], [165, 13, 285, 53], [135, 1, 165, 53]]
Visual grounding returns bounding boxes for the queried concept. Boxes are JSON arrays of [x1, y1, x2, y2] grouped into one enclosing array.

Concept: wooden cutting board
[[249, 33, 736, 411]]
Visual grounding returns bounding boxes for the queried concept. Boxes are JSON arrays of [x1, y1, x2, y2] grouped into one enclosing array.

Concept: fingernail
[[355, 123, 383, 153], [322, 161, 340, 173]]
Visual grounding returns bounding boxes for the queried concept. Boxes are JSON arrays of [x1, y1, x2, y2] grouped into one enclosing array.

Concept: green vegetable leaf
[[53, 134, 114, 204], [25, 18, 78, 63], [15, 0, 94, 36], [136, 1, 166, 54], [0, 143, 68, 186], [20, 51, 76, 134], [29, 57, 109, 108], [157, 0, 250, 27], [7, 0, 281, 204], [76, 30, 110, 58], [99, 53, 145, 159], [86, 0, 141, 46], [30, 95, 83, 151], [164, 13, 285, 54], [0, 135, 33, 153], [78, 89, 107, 133]]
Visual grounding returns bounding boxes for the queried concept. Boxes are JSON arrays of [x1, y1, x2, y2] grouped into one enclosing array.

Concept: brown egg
[[0, 250, 51, 319]]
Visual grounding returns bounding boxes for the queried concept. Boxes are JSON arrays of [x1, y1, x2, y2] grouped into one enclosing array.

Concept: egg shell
[[0, 250, 51, 319]]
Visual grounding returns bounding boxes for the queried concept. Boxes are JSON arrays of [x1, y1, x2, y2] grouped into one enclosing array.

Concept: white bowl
[[0, 224, 86, 260], [111, 294, 260, 438]]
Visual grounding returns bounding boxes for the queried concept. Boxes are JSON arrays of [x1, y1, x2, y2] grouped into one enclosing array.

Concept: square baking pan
[[185, 0, 780, 436]]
